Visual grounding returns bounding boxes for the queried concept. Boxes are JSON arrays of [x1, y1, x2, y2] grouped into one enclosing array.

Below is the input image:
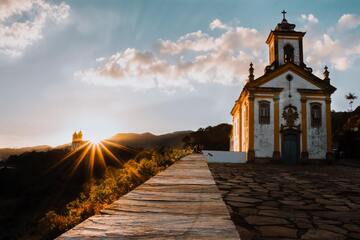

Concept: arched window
[[259, 101, 270, 124], [284, 44, 294, 63], [311, 102, 322, 128]]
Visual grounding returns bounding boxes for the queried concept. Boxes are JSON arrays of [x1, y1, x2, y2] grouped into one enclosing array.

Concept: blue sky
[[0, 0, 360, 147]]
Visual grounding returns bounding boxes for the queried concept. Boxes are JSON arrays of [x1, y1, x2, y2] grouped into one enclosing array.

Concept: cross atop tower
[[281, 10, 287, 20]]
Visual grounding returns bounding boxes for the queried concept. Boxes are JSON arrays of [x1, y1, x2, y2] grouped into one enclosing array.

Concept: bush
[[40, 147, 192, 238]]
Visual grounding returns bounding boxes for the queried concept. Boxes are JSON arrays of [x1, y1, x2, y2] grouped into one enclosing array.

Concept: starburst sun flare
[[49, 133, 137, 177]]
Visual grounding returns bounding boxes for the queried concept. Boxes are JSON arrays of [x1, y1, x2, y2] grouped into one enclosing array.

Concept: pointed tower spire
[[248, 62, 254, 81], [323, 65, 330, 82]]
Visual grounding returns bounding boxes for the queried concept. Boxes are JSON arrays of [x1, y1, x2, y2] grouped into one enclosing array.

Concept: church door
[[282, 130, 299, 164]]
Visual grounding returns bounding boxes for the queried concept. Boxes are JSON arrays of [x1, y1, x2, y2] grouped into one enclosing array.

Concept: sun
[[49, 131, 138, 177], [87, 134, 103, 145]]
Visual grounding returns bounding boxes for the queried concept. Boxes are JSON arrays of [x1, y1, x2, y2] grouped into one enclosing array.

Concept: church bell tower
[[266, 10, 306, 70]]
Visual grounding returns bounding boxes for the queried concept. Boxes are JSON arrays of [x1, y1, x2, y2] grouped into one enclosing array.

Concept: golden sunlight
[[49, 131, 137, 177], [87, 135, 103, 145], [85, 131, 110, 145]]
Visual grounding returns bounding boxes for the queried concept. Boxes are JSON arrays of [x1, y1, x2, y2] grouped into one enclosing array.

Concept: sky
[[1, 0, 360, 148]]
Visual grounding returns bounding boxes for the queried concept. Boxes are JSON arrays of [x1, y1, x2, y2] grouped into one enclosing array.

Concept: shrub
[[40, 147, 192, 237]]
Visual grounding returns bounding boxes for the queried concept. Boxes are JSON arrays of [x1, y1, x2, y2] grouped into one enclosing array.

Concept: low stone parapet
[[57, 154, 240, 239]]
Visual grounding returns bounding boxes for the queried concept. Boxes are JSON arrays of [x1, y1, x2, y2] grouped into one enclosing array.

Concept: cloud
[[301, 14, 319, 24], [158, 31, 215, 55], [158, 21, 263, 56], [0, 0, 70, 57], [338, 14, 360, 30], [304, 12, 360, 72], [75, 47, 264, 91], [76, 14, 360, 91], [76, 19, 266, 91], [209, 19, 230, 30]]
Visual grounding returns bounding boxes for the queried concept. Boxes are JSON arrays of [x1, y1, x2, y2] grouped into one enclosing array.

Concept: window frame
[[310, 102, 322, 128], [259, 100, 271, 125], [283, 44, 295, 63]]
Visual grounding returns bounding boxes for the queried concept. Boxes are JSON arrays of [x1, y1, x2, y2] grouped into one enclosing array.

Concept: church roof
[[245, 63, 336, 93], [231, 63, 337, 115]]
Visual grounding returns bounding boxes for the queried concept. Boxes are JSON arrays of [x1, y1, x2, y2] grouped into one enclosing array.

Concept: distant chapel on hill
[[230, 12, 336, 163]]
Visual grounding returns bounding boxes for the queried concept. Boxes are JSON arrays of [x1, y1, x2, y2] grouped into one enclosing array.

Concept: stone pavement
[[57, 154, 240, 239], [209, 163, 360, 240]]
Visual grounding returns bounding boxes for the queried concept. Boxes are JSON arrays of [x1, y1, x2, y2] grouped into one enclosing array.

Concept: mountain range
[[0, 131, 192, 161]]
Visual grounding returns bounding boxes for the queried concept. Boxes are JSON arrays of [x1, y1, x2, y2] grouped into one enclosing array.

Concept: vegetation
[[0, 143, 191, 240], [345, 92, 358, 112], [183, 123, 232, 151], [332, 106, 360, 159], [40, 148, 191, 238]]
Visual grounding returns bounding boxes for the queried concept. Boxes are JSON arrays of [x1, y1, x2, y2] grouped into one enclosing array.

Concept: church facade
[[230, 12, 336, 163]]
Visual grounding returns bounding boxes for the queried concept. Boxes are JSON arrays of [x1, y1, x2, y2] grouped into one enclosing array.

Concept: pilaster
[[300, 97, 309, 163], [248, 93, 255, 162], [238, 105, 242, 151], [325, 97, 333, 162], [273, 93, 280, 161]]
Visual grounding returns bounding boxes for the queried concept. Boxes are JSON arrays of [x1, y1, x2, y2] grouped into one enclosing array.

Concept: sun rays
[[50, 138, 137, 177]]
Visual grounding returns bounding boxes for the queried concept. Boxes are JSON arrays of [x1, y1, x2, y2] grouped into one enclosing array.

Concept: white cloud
[[75, 47, 265, 91], [76, 19, 266, 91], [77, 14, 360, 91], [209, 19, 229, 30], [158, 21, 263, 56], [158, 31, 215, 55], [338, 14, 360, 30], [0, 0, 70, 57], [305, 29, 360, 71], [301, 14, 319, 24]]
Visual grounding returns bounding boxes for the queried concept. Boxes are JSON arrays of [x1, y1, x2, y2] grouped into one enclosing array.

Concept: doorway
[[281, 130, 300, 164]]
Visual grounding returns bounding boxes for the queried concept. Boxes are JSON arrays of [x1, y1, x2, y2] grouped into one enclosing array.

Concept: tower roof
[[275, 10, 296, 31], [266, 11, 305, 44]]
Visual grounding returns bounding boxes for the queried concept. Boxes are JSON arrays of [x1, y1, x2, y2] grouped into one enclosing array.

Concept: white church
[[230, 11, 336, 164]]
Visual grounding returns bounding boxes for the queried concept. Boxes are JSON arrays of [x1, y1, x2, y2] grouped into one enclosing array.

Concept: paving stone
[[262, 201, 279, 207], [237, 208, 258, 216], [348, 232, 360, 239], [257, 226, 297, 238], [280, 200, 305, 206], [227, 201, 253, 208], [325, 205, 350, 211], [257, 206, 277, 210], [245, 215, 289, 225], [317, 224, 347, 235], [225, 196, 262, 203], [301, 229, 345, 240], [343, 224, 360, 233], [235, 226, 257, 240], [209, 163, 360, 240], [258, 209, 307, 219], [294, 218, 313, 229], [315, 198, 344, 206]]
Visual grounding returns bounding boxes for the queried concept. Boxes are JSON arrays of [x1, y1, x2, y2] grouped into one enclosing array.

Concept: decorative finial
[[248, 62, 254, 81], [281, 10, 287, 20], [323, 65, 330, 81]]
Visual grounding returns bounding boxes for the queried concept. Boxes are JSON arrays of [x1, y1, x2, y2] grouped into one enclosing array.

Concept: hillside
[[110, 131, 192, 149], [183, 123, 232, 151], [0, 141, 139, 239], [0, 145, 52, 161]]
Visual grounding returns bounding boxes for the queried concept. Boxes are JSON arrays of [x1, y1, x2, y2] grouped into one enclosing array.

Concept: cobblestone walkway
[[209, 163, 360, 240]]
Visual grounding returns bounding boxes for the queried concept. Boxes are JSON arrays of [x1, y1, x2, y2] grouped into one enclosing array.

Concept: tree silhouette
[[345, 93, 358, 112]]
